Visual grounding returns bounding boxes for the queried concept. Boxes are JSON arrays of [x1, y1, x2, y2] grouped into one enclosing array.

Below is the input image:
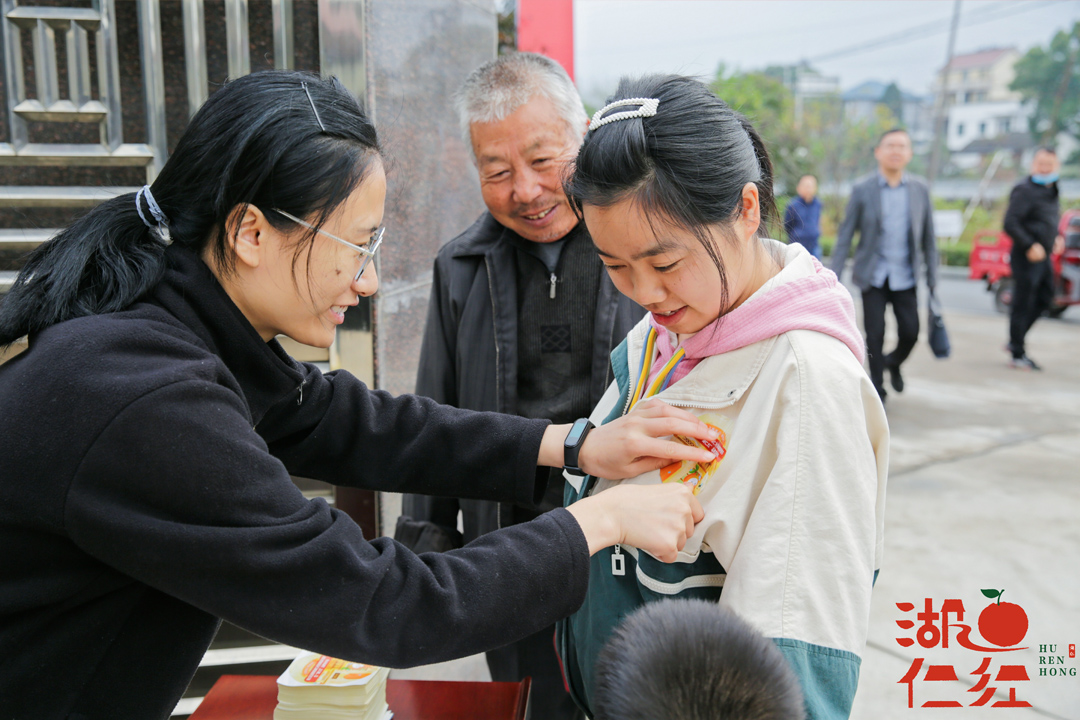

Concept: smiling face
[[216, 162, 387, 348], [470, 94, 582, 242], [584, 183, 775, 335]]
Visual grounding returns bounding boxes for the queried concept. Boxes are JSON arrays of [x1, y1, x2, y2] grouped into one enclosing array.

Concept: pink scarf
[[646, 254, 864, 389]]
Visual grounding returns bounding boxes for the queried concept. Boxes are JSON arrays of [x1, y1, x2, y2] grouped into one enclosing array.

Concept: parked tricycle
[[968, 212, 1080, 318]]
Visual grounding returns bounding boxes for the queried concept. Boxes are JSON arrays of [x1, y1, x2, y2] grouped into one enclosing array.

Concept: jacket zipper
[[620, 336, 739, 415], [296, 379, 306, 405], [485, 255, 505, 531], [549, 272, 557, 299]]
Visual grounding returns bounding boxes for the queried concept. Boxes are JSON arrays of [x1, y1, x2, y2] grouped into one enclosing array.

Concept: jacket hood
[[648, 240, 864, 388]]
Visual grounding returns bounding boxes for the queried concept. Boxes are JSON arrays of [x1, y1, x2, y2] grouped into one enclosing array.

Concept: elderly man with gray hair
[[399, 53, 642, 718]]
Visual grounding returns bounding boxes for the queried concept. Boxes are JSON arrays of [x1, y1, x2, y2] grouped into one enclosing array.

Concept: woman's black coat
[[0, 245, 590, 719]]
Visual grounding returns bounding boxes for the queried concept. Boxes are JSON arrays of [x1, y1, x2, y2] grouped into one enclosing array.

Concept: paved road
[[844, 286, 1080, 719]]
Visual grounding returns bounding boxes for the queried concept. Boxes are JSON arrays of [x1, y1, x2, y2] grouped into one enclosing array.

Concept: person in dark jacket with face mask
[[1004, 147, 1062, 370], [0, 71, 715, 720]]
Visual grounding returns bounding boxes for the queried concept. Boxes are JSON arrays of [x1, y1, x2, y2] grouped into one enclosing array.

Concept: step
[[0, 228, 57, 252], [0, 143, 154, 167], [0, 185, 137, 208], [199, 642, 303, 667]]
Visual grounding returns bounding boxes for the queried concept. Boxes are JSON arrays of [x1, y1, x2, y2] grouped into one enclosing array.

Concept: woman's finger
[[629, 437, 716, 465], [629, 398, 707, 425], [639, 416, 720, 443]]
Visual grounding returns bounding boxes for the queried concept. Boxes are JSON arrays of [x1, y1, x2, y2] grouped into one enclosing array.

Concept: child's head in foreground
[[592, 599, 806, 720]]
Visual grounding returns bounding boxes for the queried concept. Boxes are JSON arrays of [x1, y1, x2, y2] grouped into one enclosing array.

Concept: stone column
[[324, 0, 496, 535]]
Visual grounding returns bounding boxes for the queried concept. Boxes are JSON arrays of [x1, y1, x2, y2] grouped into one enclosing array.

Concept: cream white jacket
[[561, 242, 889, 719]]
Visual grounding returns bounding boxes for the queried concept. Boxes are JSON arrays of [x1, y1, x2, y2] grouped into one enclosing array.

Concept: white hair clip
[[589, 97, 659, 132]]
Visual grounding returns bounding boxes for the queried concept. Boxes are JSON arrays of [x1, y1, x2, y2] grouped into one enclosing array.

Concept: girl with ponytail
[[0, 71, 717, 718], [557, 75, 889, 720]]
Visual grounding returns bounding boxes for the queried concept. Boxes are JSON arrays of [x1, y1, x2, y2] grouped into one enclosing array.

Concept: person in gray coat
[[831, 128, 938, 402], [399, 54, 643, 719]]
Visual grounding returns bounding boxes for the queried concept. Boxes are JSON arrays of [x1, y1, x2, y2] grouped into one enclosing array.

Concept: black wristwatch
[[563, 418, 595, 477]]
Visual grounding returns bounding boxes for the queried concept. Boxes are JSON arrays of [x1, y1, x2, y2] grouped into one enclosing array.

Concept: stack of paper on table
[[274, 652, 392, 720]]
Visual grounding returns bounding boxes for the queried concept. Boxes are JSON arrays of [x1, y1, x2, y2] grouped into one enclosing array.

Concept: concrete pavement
[[393, 297, 1080, 718], [850, 303, 1080, 719]]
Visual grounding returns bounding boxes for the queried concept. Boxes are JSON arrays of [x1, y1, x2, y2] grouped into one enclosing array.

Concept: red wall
[[517, 0, 575, 80]]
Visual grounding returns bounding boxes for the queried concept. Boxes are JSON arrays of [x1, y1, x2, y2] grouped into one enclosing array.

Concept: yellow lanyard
[[628, 327, 686, 412]]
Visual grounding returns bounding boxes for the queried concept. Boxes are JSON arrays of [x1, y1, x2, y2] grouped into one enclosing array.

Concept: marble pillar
[[361, 1, 495, 533]]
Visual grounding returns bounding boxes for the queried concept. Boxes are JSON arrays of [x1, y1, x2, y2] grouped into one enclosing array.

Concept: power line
[[807, 0, 1057, 64]]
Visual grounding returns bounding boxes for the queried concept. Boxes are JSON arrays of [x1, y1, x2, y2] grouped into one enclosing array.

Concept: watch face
[[565, 419, 588, 447]]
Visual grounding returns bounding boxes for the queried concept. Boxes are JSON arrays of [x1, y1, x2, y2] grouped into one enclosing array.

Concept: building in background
[[934, 47, 1034, 169], [841, 80, 932, 145], [768, 62, 841, 129]]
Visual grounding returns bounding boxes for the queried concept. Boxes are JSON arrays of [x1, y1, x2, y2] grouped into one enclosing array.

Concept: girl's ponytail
[[0, 192, 169, 345]]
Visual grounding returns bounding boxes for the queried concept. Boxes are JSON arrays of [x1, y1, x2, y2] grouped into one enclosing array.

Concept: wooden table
[[188, 675, 531, 720]]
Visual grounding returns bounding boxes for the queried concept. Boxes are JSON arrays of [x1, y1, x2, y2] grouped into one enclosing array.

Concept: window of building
[[957, 122, 965, 136], [1002, 119, 1011, 133], [979, 122, 987, 135]]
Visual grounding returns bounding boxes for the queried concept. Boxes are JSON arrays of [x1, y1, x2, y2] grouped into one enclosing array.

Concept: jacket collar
[[149, 244, 309, 426], [450, 213, 513, 258], [621, 317, 775, 410]]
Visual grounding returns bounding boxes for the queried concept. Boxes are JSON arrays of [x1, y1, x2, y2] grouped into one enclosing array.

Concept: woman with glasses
[[0, 72, 714, 718]]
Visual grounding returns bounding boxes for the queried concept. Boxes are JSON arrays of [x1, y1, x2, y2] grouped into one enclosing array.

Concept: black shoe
[[886, 361, 904, 393]]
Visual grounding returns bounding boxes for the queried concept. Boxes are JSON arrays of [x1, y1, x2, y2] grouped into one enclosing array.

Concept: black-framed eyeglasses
[[273, 208, 384, 282]]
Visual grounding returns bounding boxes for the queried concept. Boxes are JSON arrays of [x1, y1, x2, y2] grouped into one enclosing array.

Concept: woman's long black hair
[[566, 74, 778, 318], [0, 71, 381, 346]]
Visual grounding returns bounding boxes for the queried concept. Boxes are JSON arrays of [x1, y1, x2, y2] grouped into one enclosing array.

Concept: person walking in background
[[784, 174, 823, 259], [831, 128, 938, 403], [399, 53, 643, 720], [1004, 147, 1062, 370]]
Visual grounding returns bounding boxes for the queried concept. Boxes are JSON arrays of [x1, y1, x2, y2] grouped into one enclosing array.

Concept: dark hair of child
[[592, 599, 806, 720]]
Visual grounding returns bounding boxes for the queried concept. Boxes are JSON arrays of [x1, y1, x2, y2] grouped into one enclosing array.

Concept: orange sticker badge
[[660, 413, 730, 495]]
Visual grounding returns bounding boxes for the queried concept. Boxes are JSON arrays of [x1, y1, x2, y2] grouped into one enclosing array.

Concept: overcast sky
[[574, 0, 1080, 105]]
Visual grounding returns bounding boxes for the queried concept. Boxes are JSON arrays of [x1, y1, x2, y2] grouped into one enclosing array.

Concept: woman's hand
[[566, 483, 704, 561], [562, 398, 719, 480]]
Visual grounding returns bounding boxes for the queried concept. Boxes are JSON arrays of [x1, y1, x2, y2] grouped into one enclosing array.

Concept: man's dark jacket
[[0, 244, 590, 719], [831, 172, 938, 291], [1004, 177, 1060, 259], [410, 213, 642, 541]]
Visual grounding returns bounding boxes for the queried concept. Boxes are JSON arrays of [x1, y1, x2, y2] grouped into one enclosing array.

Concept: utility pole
[[1044, 23, 1078, 145], [928, 0, 962, 186]]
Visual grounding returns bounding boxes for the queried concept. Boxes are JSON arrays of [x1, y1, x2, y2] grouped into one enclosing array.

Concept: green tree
[[710, 64, 805, 205], [497, 0, 516, 56], [882, 83, 904, 126], [1010, 21, 1080, 142], [710, 64, 896, 231]]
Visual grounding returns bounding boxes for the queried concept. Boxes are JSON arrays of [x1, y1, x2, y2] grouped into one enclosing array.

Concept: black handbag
[[928, 290, 951, 359]]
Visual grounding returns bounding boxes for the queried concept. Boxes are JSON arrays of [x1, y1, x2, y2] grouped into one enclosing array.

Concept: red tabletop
[[188, 675, 531, 720]]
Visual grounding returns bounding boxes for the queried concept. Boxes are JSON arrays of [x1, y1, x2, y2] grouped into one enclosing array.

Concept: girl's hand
[[577, 398, 719, 480], [566, 483, 704, 561]]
